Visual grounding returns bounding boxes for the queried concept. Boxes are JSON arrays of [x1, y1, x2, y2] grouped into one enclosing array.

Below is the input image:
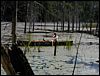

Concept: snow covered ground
[[20, 33, 99, 75], [1, 22, 99, 75]]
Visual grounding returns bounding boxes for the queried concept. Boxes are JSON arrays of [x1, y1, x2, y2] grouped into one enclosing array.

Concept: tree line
[[1, 1, 99, 23]]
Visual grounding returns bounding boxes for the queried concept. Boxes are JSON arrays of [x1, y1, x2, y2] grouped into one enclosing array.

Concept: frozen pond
[[17, 33, 99, 75], [1, 22, 99, 75]]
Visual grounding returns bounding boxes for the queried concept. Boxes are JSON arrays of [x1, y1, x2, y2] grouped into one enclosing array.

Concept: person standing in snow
[[51, 33, 58, 46]]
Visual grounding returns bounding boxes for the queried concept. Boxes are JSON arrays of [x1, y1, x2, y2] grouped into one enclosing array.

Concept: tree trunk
[[53, 17, 55, 31], [57, 20, 58, 31], [12, 1, 17, 44], [1, 45, 16, 75], [62, 12, 64, 31], [29, 2, 32, 32], [90, 20, 92, 34], [72, 15, 74, 32], [44, 10, 46, 30], [54, 40, 57, 56], [62, 2, 64, 31], [96, 17, 99, 36], [24, 2, 27, 33], [24, 21, 27, 33], [68, 15, 70, 32], [78, 15, 80, 31], [9, 45, 34, 75], [32, 19, 34, 32], [56, 2, 58, 31], [76, 16, 77, 31]]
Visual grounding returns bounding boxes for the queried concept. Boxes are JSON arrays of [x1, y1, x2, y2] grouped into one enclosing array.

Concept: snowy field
[[1, 22, 99, 75], [19, 33, 99, 75]]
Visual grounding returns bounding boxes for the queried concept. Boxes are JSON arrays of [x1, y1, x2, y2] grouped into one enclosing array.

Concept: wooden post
[[54, 40, 57, 56]]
